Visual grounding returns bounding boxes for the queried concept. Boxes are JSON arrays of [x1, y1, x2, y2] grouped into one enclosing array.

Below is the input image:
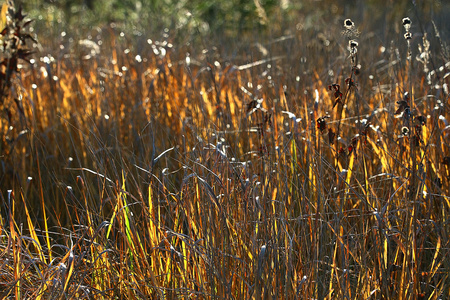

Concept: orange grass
[[1, 4, 450, 300]]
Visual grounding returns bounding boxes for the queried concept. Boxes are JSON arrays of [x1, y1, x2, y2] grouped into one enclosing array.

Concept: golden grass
[[1, 9, 450, 300]]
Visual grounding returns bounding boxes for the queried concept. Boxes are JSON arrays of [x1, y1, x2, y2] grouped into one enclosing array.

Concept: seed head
[[342, 18, 359, 38], [348, 40, 358, 57], [349, 40, 358, 49], [401, 126, 409, 135], [402, 17, 411, 31], [344, 19, 354, 29]]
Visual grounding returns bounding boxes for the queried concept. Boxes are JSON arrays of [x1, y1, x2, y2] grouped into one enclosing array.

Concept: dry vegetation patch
[[0, 1, 449, 299]]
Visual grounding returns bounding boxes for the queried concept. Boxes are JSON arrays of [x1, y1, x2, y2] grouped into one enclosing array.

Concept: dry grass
[[0, 2, 449, 300]]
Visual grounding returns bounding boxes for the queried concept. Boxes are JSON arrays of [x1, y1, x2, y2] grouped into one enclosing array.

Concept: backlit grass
[[0, 1, 449, 299]]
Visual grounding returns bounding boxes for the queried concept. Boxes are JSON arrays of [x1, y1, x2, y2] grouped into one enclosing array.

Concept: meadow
[[0, 0, 449, 299]]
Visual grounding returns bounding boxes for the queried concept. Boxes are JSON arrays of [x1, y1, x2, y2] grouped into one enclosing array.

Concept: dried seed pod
[[342, 18, 359, 38], [415, 115, 426, 126], [402, 17, 411, 31], [401, 126, 409, 135], [395, 100, 409, 115], [349, 40, 358, 49], [344, 19, 354, 30], [316, 115, 330, 133]]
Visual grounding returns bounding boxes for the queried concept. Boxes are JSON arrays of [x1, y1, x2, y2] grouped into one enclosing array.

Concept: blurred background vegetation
[[17, 0, 450, 42]]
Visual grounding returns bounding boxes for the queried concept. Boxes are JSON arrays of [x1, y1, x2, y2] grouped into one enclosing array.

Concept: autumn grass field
[[0, 1, 450, 299]]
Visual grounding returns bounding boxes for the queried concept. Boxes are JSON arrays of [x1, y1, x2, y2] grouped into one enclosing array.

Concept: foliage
[[22, 0, 283, 36], [0, 0, 34, 163]]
